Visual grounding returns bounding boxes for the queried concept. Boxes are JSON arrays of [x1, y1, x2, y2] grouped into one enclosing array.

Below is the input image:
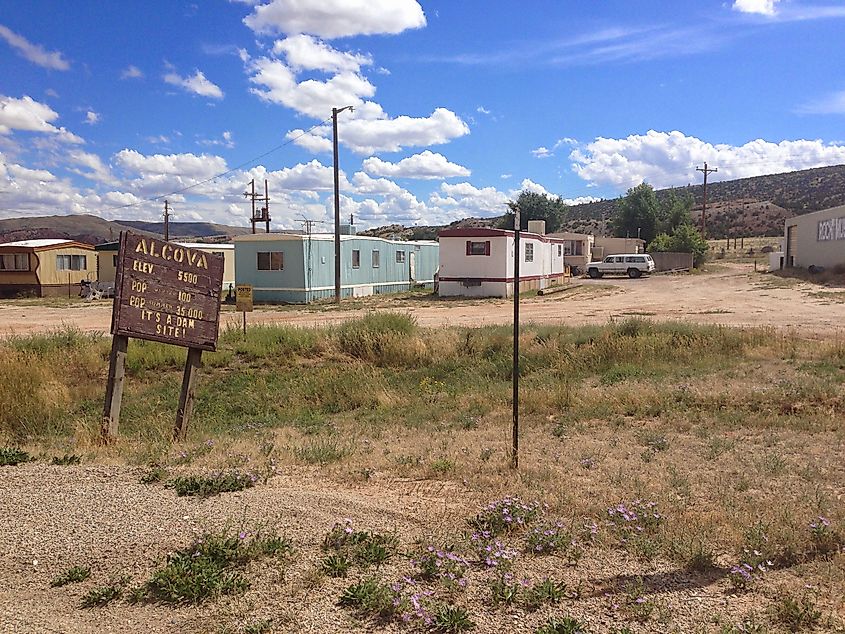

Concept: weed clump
[[167, 470, 256, 497], [0, 446, 33, 466], [136, 530, 291, 604], [51, 566, 90, 587]]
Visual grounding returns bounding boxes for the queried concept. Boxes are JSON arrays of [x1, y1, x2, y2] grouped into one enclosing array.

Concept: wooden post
[[173, 347, 203, 441], [102, 335, 129, 442]]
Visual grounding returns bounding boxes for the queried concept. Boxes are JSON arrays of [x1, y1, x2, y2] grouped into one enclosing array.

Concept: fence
[[648, 251, 693, 272]]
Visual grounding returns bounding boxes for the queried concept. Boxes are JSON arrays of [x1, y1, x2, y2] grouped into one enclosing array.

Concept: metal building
[[782, 204, 845, 270], [233, 232, 438, 303]]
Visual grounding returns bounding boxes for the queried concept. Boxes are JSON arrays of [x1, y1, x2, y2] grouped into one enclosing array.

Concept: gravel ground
[[0, 463, 797, 634]]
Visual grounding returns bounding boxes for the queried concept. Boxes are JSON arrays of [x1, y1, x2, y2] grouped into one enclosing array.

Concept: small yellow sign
[[235, 284, 253, 312]]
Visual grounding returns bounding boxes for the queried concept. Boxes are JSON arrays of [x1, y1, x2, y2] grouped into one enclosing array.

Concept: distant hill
[[120, 220, 254, 240], [563, 164, 845, 237], [363, 164, 845, 241], [0, 214, 252, 245]]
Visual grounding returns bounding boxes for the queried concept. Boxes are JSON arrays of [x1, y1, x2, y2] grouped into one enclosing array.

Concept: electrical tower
[[244, 179, 271, 233], [696, 162, 718, 237]]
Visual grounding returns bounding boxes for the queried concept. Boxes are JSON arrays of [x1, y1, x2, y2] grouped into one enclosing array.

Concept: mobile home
[[234, 233, 438, 303], [0, 239, 96, 298]]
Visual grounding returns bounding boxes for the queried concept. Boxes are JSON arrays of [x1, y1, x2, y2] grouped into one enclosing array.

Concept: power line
[[98, 115, 333, 215]]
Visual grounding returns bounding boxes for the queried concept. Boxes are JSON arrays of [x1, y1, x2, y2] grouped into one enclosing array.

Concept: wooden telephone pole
[[163, 200, 171, 242], [696, 162, 718, 237], [245, 179, 271, 234]]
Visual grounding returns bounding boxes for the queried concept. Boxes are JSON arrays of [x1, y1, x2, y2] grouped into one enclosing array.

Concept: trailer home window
[[0, 253, 29, 271], [525, 242, 534, 262], [257, 251, 283, 270], [352, 249, 360, 268], [466, 240, 490, 256], [56, 254, 87, 271], [396, 250, 405, 263], [372, 250, 380, 268]]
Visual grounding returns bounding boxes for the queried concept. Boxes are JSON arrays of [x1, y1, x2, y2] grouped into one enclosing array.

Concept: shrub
[[136, 529, 290, 604], [431, 604, 475, 632], [321, 519, 398, 569], [774, 592, 821, 632], [0, 446, 33, 466], [51, 454, 82, 465], [51, 566, 90, 587], [167, 470, 257, 497], [524, 578, 569, 610], [413, 546, 470, 590], [81, 576, 129, 608], [468, 497, 543, 536]]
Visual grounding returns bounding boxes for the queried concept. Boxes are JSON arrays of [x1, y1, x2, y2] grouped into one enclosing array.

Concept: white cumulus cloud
[[531, 146, 553, 159], [362, 150, 470, 180], [0, 94, 83, 143], [273, 34, 371, 73], [0, 24, 70, 70], [85, 110, 100, 125], [248, 57, 375, 118], [732, 0, 780, 15], [570, 129, 845, 190], [293, 108, 469, 155], [164, 69, 224, 99], [243, 0, 425, 38]]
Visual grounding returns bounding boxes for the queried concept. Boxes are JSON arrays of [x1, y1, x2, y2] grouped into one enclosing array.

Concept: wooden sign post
[[102, 232, 224, 443], [235, 284, 253, 338]]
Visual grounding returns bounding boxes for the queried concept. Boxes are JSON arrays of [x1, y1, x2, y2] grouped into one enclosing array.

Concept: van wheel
[[627, 268, 641, 279], [588, 268, 601, 279]]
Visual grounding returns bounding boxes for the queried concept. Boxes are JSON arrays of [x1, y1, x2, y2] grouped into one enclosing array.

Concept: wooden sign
[[103, 231, 224, 444], [111, 232, 224, 351], [236, 284, 254, 312]]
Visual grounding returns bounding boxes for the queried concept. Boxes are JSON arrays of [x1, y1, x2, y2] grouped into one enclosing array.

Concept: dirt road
[[1, 264, 842, 337]]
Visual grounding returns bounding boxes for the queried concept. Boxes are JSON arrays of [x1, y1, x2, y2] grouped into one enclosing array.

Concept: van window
[[615, 256, 625, 263], [604, 256, 614, 263]]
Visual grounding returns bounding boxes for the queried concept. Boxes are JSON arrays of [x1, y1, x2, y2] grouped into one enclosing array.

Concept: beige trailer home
[[0, 239, 96, 298]]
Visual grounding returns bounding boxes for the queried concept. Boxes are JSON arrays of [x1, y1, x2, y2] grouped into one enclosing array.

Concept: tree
[[499, 190, 569, 233], [612, 183, 659, 244], [648, 223, 709, 267], [657, 189, 694, 235]]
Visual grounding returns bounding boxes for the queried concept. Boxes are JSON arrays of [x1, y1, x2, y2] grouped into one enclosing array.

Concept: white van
[[587, 254, 655, 279]]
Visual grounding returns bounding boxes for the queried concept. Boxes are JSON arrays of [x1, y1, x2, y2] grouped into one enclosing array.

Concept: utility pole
[[264, 179, 270, 233], [333, 105, 354, 303], [244, 179, 271, 234], [163, 200, 171, 242], [696, 162, 718, 237], [246, 180, 256, 234]]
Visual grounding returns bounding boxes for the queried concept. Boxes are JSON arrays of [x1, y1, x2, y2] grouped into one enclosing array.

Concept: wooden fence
[[648, 251, 693, 272]]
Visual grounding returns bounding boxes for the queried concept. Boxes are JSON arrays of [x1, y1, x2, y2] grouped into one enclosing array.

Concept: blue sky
[[1, 0, 845, 230]]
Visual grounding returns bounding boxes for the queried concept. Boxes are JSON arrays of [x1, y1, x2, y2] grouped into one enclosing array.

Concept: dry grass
[[2, 317, 844, 631]]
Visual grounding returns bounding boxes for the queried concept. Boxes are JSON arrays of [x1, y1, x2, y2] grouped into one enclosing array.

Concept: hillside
[[563, 164, 845, 237], [362, 164, 845, 240], [0, 215, 252, 245]]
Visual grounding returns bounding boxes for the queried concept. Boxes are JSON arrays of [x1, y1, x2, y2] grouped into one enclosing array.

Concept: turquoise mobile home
[[233, 232, 439, 303]]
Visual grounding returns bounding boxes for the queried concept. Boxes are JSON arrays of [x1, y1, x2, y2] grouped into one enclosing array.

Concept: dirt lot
[[1, 264, 843, 337]]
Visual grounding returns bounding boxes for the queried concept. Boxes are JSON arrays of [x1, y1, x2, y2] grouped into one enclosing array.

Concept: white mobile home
[[438, 227, 570, 298]]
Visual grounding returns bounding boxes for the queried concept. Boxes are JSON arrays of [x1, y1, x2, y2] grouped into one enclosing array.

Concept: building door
[[785, 225, 796, 267], [409, 251, 416, 283]]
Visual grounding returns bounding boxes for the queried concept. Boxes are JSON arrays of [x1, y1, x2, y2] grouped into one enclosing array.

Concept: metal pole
[[512, 206, 521, 470], [333, 108, 341, 303], [332, 105, 353, 303]]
